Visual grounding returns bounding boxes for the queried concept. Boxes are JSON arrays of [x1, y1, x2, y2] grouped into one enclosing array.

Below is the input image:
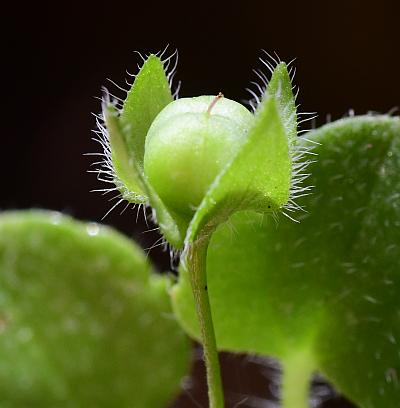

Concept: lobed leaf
[[0, 211, 190, 407], [172, 115, 400, 407]]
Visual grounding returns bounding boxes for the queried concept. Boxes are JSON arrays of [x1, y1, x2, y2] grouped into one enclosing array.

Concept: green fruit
[[144, 95, 253, 219]]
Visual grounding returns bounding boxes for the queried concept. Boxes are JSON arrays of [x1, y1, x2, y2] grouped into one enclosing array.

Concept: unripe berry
[[144, 95, 253, 219]]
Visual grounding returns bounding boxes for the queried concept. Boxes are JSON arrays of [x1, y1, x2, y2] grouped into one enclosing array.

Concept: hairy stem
[[186, 236, 224, 408], [281, 352, 314, 408]]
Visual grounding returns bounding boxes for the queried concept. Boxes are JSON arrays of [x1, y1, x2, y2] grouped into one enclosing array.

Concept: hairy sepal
[[267, 62, 297, 143], [185, 97, 291, 244], [121, 54, 173, 169], [102, 55, 186, 247], [105, 105, 187, 247], [184, 62, 297, 245], [104, 104, 148, 204]]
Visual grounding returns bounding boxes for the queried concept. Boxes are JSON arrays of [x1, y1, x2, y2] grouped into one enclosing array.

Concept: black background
[[2, 0, 399, 406]]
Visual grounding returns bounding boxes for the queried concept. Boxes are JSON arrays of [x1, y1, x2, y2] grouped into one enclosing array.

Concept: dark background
[[3, 0, 399, 406]]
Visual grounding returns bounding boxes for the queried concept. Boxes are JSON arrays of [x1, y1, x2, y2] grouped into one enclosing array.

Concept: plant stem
[[281, 353, 314, 408], [186, 236, 224, 408]]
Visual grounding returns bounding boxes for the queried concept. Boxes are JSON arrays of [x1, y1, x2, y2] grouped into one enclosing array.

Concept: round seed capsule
[[144, 95, 253, 219]]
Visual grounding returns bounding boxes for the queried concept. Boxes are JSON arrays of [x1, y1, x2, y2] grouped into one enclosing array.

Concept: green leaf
[[0, 211, 190, 407], [172, 115, 400, 407], [121, 55, 173, 168], [186, 97, 291, 244]]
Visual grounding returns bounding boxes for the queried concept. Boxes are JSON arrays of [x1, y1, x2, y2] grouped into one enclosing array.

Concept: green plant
[[100, 50, 304, 407], [0, 49, 398, 408]]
